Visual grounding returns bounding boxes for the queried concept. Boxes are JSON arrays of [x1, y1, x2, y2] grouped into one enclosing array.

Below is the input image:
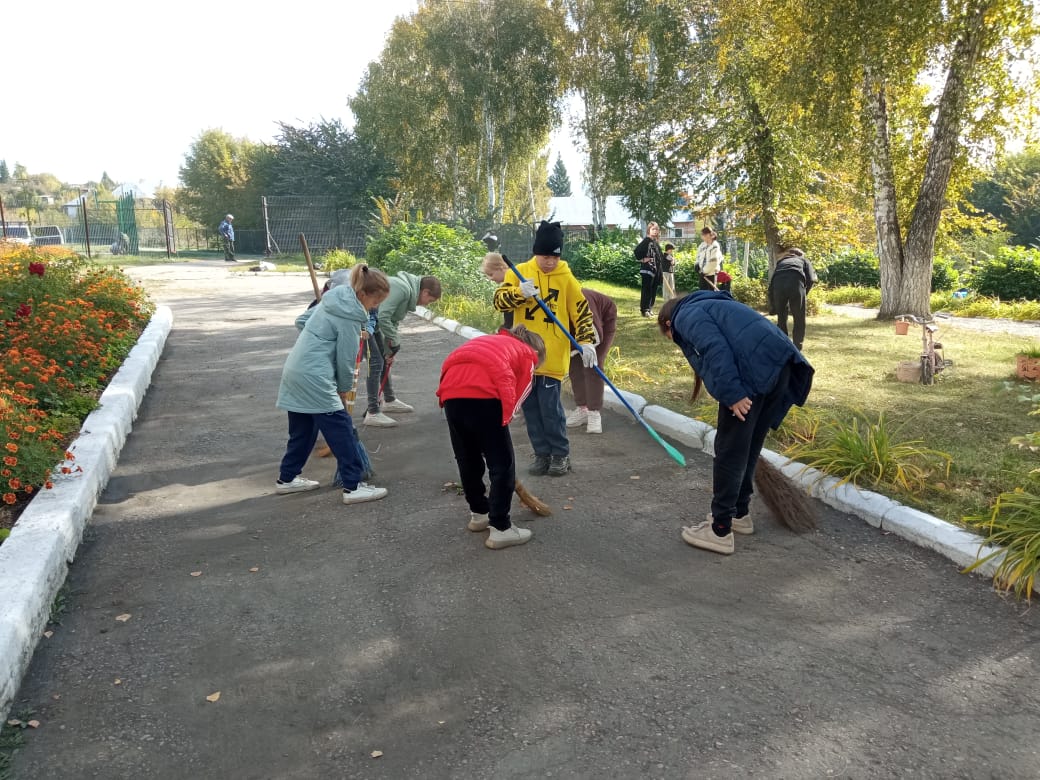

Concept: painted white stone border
[[415, 306, 1029, 597], [0, 306, 173, 720]]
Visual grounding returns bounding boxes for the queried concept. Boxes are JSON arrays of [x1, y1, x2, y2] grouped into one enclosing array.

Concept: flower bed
[[0, 243, 153, 540]]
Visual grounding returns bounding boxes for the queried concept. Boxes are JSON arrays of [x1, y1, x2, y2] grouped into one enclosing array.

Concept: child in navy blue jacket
[[658, 291, 814, 555]]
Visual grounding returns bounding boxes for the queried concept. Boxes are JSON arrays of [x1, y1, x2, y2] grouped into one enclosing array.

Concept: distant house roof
[[112, 181, 155, 200], [547, 196, 640, 229]]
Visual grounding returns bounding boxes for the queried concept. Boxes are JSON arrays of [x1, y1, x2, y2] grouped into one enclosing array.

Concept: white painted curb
[[0, 306, 173, 720], [418, 309, 1027, 596]]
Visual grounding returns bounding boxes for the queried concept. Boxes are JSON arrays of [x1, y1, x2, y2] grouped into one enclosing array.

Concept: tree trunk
[[864, 67, 911, 318], [745, 92, 782, 269], [902, 2, 990, 316]]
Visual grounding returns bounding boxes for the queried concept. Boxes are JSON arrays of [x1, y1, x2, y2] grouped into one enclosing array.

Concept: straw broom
[[754, 457, 818, 533]]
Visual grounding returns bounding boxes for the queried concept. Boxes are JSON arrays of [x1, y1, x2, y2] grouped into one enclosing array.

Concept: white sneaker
[[681, 521, 734, 554], [706, 510, 754, 535], [485, 525, 532, 549], [586, 410, 602, 434], [342, 482, 388, 504], [566, 407, 588, 427], [364, 411, 398, 427], [275, 476, 320, 494], [381, 399, 414, 413], [468, 512, 490, 532]]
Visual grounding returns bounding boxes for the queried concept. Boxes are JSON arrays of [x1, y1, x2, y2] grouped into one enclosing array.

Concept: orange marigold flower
[[2, 493, 15, 505], [8, 478, 20, 490], [24, 425, 36, 433], [60, 467, 71, 474], [3, 456, 16, 466], [44, 480, 53, 489], [4, 443, 17, 453], [65, 451, 75, 461], [24, 485, 33, 494]]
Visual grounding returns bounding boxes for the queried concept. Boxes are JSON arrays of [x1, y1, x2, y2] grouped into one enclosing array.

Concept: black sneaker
[[547, 455, 571, 476], [528, 455, 550, 476]]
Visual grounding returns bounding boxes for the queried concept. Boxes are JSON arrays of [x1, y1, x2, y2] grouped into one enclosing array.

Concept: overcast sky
[[2, 0, 583, 191]]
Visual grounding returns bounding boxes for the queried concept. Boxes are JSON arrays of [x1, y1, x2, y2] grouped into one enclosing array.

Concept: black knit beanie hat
[[532, 220, 564, 256]]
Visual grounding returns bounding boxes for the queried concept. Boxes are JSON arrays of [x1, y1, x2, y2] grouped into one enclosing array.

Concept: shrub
[[963, 489, 1040, 601], [821, 285, 883, 308], [0, 244, 152, 507], [931, 256, 960, 291], [321, 249, 359, 273], [566, 228, 642, 288], [783, 410, 952, 495], [971, 246, 1040, 301], [365, 220, 486, 298], [818, 250, 880, 287]]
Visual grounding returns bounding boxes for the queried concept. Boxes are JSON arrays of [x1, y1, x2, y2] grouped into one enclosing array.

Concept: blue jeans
[[278, 409, 364, 491], [521, 376, 568, 457], [364, 332, 397, 412]]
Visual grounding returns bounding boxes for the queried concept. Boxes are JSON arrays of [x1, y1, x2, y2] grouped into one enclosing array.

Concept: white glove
[[519, 279, 538, 298], [580, 344, 597, 368]]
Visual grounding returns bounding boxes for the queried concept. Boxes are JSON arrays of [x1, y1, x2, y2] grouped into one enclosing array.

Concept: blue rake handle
[[502, 258, 686, 467]]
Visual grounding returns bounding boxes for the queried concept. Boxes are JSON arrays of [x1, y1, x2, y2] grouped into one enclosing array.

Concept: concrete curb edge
[[0, 306, 173, 720]]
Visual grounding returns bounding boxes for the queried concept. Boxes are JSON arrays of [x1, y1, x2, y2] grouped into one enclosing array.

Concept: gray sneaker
[[528, 455, 550, 476], [547, 455, 571, 477]]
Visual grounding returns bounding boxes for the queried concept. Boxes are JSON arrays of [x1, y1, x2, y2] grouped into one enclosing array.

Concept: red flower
[[2, 493, 15, 505], [15, 303, 31, 318], [29, 262, 46, 276]]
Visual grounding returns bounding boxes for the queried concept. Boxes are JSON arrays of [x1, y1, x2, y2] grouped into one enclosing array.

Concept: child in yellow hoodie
[[493, 220, 596, 476]]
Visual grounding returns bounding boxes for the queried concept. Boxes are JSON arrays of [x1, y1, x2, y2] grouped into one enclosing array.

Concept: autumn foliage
[[0, 242, 153, 508]]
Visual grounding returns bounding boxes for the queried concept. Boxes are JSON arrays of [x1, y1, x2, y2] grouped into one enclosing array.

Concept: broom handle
[[501, 257, 685, 467], [299, 233, 322, 301]]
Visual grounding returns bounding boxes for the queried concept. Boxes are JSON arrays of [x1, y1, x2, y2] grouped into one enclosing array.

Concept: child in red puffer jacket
[[436, 326, 546, 550]]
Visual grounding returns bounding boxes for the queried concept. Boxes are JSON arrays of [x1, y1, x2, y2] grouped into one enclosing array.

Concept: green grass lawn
[[440, 281, 1040, 524]]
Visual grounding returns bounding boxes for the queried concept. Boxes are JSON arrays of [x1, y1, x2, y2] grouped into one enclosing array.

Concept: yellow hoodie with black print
[[493, 258, 595, 380]]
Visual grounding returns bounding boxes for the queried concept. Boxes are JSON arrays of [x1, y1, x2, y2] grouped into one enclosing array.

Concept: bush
[[565, 228, 642, 288], [365, 220, 487, 298], [971, 246, 1040, 301], [321, 249, 359, 273], [931, 256, 960, 291], [0, 244, 152, 507], [818, 250, 881, 287]]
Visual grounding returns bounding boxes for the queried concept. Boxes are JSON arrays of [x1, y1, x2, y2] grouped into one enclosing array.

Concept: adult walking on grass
[[494, 220, 597, 477], [219, 214, 235, 262], [767, 247, 817, 351], [275, 264, 391, 505], [364, 271, 442, 427], [657, 291, 814, 555], [566, 288, 617, 435], [634, 221, 664, 317], [437, 325, 546, 550]]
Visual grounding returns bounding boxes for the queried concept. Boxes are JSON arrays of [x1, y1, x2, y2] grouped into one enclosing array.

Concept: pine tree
[[547, 154, 572, 197], [0, 160, 8, 184]]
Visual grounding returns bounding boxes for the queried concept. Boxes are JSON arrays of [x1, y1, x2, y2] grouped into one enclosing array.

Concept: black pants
[[711, 362, 792, 533], [771, 272, 807, 349], [444, 398, 515, 531], [639, 272, 660, 315]]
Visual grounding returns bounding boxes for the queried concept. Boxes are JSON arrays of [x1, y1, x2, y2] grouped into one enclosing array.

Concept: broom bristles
[[754, 457, 818, 533], [515, 480, 552, 517]]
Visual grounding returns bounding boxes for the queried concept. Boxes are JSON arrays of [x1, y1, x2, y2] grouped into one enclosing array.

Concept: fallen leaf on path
[[114, 613, 131, 622], [563, 505, 573, 510], [437, 720, 445, 725], [206, 691, 221, 702], [630, 475, 640, 480], [371, 750, 383, 758], [190, 571, 203, 577], [7, 719, 21, 727], [114, 679, 122, 685], [249, 567, 259, 573], [43, 630, 53, 638], [27, 720, 40, 728]]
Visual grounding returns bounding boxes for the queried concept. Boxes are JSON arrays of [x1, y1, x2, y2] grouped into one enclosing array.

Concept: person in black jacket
[[634, 221, 664, 317], [657, 292, 814, 555], [767, 247, 818, 351]]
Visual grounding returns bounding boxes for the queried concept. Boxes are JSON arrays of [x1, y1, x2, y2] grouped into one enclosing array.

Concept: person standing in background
[[634, 221, 664, 317], [219, 214, 235, 262], [662, 242, 677, 300], [695, 227, 724, 290]]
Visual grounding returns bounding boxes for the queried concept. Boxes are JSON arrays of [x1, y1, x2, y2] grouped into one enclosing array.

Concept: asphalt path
[[7, 263, 1040, 779]]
